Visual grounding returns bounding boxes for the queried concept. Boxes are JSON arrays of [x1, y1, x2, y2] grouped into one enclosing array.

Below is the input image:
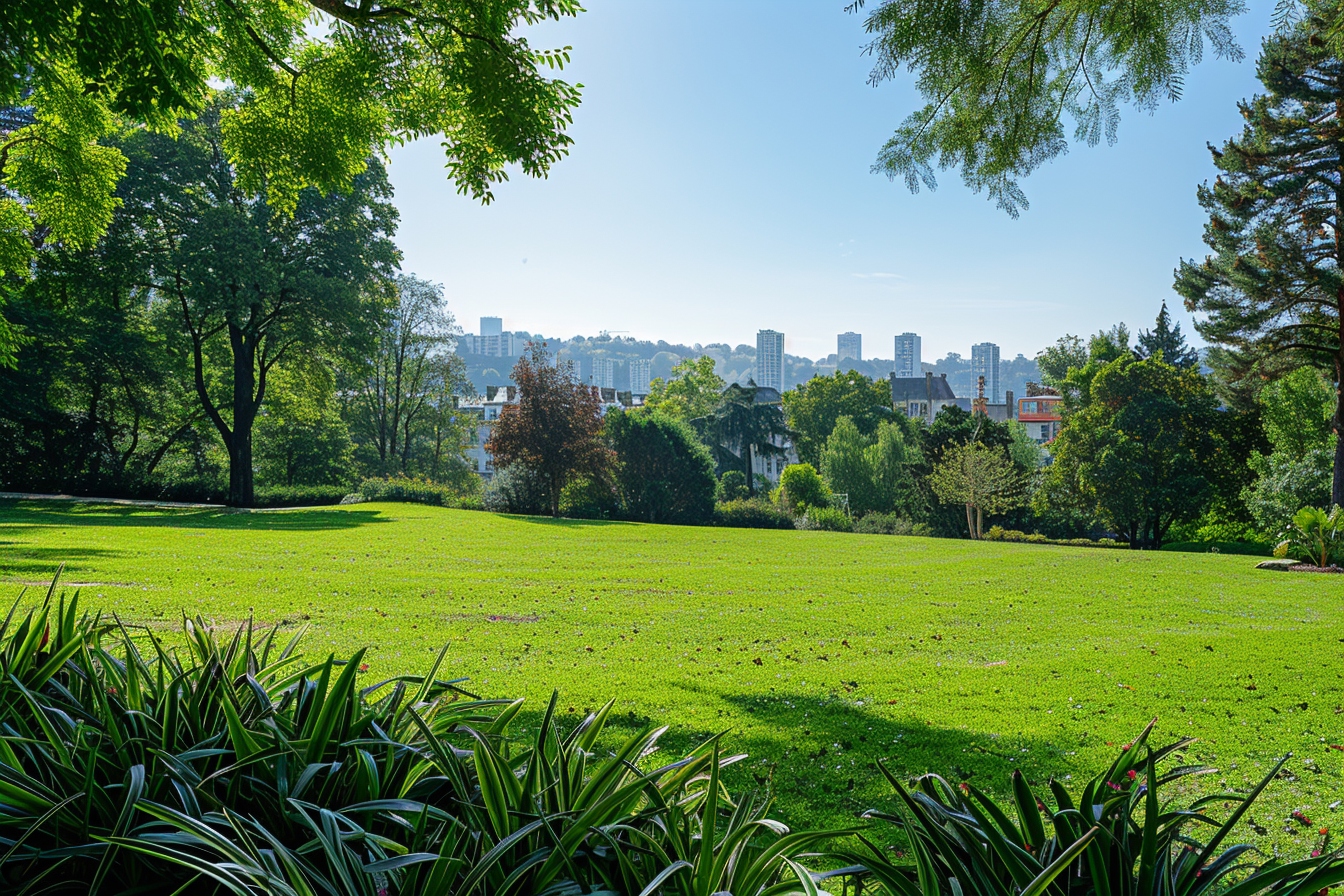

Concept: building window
[[1041, 425, 1050, 440]]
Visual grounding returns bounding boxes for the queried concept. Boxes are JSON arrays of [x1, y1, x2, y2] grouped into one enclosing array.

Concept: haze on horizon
[[387, 0, 1275, 364]]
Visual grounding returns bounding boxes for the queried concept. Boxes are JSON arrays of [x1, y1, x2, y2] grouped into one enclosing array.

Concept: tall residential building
[[480, 316, 503, 337], [971, 342, 1002, 403], [837, 332, 862, 362], [894, 332, 921, 378], [756, 329, 784, 392], [591, 357, 615, 390], [629, 358, 652, 396], [460, 316, 518, 357]]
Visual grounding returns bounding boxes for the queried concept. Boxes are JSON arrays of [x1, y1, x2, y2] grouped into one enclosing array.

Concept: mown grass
[[1, 498, 1341, 853]]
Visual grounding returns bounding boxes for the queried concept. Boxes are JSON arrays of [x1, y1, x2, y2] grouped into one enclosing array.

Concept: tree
[[702, 383, 792, 497], [1242, 367, 1335, 533], [1036, 335, 1088, 389], [782, 370, 894, 467], [486, 342, 611, 517], [605, 409, 716, 525], [867, 420, 921, 518], [1048, 355, 1221, 548], [0, 1, 581, 280], [847, 0, 1245, 215], [1175, 10, 1344, 505], [1135, 302, 1199, 369], [643, 356, 725, 423], [929, 442, 1026, 539], [253, 362, 354, 487], [778, 463, 832, 514], [820, 416, 876, 515], [119, 101, 399, 507], [346, 274, 461, 476]]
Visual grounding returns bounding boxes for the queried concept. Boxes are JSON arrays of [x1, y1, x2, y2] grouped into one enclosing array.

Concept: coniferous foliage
[[1135, 302, 1199, 368], [700, 383, 792, 497], [486, 342, 611, 517], [1176, 8, 1344, 506]]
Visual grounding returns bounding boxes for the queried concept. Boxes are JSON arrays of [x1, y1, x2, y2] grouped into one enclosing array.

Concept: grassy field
[[1, 498, 1342, 852]]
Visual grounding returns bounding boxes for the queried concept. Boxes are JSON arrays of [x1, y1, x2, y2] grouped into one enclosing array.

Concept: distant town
[[455, 316, 1043, 403]]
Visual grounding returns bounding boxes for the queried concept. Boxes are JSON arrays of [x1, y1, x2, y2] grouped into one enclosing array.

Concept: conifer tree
[[1135, 302, 1199, 369], [1175, 6, 1344, 506]]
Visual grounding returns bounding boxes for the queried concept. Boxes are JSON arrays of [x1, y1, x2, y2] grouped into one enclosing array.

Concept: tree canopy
[[781, 370, 894, 467]]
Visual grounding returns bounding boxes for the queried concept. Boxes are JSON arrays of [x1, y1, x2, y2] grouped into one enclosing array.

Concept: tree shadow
[[0, 500, 389, 532], [510, 515, 636, 528]]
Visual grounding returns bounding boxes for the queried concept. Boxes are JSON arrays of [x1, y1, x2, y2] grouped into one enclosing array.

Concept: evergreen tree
[[1135, 302, 1198, 369], [1175, 8, 1344, 506]]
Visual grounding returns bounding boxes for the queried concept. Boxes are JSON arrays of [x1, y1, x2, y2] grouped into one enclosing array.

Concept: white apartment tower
[[629, 358, 652, 396], [591, 357, 616, 390], [971, 342, 1002, 403], [837, 332, 862, 362], [894, 332, 921, 377], [756, 329, 784, 392]]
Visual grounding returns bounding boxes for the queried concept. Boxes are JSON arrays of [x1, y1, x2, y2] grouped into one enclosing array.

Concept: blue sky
[[387, 1, 1274, 363]]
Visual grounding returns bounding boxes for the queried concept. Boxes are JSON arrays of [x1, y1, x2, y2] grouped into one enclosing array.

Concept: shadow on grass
[[510, 515, 636, 528], [0, 500, 388, 532]]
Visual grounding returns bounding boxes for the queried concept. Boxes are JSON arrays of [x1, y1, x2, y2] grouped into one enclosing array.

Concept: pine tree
[[1135, 302, 1199, 369], [1175, 6, 1344, 507]]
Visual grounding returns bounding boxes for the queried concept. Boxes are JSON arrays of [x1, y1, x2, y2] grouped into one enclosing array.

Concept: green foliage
[[701, 383, 792, 497], [1049, 355, 1222, 548], [845, 722, 1328, 896], [356, 474, 478, 508], [1260, 368, 1334, 460], [1135, 301, 1199, 368], [820, 415, 875, 512], [1036, 335, 1088, 389], [848, 0, 1244, 214], [1275, 505, 1344, 568], [1244, 448, 1333, 536], [712, 497, 796, 530], [853, 511, 922, 536], [799, 505, 854, 532], [0, 577, 834, 895], [253, 362, 355, 487], [929, 441, 1027, 539], [252, 484, 352, 507], [642, 355, 726, 423], [782, 369, 894, 466], [1175, 10, 1344, 504], [1161, 540, 1272, 556], [778, 463, 832, 515], [605, 409, 716, 525], [482, 462, 550, 515], [716, 470, 750, 502]]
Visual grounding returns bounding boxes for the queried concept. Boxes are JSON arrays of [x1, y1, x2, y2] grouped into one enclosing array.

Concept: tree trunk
[[227, 324, 260, 508], [744, 444, 754, 497], [550, 471, 562, 517], [975, 506, 983, 539], [1334, 367, 1344, 508], [965, 503, 975, 539]]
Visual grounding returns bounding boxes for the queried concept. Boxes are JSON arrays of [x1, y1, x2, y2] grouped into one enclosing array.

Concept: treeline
[[0, 99, 477, 507]]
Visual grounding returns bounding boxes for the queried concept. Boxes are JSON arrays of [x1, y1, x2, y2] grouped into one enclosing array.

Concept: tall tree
[[703, 383, 792, 497], [847, 0, 1245, 215], [118, 100, 399, 507], [486, 342, 611, 517], [1049, 355, 1221, 547], [1036, 335, 1089, 389], [820, 416, 876, 515], [642, 356, 726, 424], [781, 370, 894, 467], [346, 274, 459, 475], [1135, 302, 1199, 368], [1175, 8, 1344, 506], [929, 442, 1026, 539]]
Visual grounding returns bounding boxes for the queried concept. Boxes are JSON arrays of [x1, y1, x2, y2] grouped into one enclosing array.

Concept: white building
[[457, 385, 518, 479], [894, 332, 921, 378], [756, 329, 784, 392], [591, 357, 615, 389], [629, 358, 652, 396], [971, 342, 1002, 403], [459, 316, 521, 358], [837, 332, 862, 362]]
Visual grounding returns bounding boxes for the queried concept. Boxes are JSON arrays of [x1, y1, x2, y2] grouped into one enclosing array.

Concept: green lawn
[[1, 498, 1341, 852]]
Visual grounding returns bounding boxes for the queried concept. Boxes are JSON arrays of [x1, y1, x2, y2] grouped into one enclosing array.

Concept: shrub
[[1065, 537, 1096, 547], [777, 463, 830, 514], [1097, 537, 1120, 547], [482, 462, 548, 514], [252, 484, 351, 507], [984, 524, 1006, 540], [358, 475, 477, 508], [854, 511, 916, 535], [1024, 533, 1050, 544], [558, 474, 618, 519], [799, 505, 854, 532], [605, 409, 715, 524], [0, 578, 836, 895], [716, 469, 750, 502], [1275, 505, 1344, 568], [844, 722, 1319, 896], [713, 498, 796, 530]]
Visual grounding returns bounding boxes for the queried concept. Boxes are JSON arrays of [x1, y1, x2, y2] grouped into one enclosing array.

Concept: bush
[[483, 462, 549, 514], [845, 722, 1317, 896], [0, 579, 837, 896], [1274, 505, 1344, 567], [777, 463, 830, 514], [558, 474, 618, 519], [854, 511, 916, 535], [798, 505, 854, 532], [605, 409, 715, 524], [716, 469, 750, 502], [713, 498, 796, 530], [252, 484, 351, 507], [1024, 533, 1050, 544], [357, 475, 476, 508]]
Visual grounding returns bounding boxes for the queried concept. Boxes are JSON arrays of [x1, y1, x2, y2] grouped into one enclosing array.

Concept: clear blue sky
[[387, 0, 1274, 363]]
